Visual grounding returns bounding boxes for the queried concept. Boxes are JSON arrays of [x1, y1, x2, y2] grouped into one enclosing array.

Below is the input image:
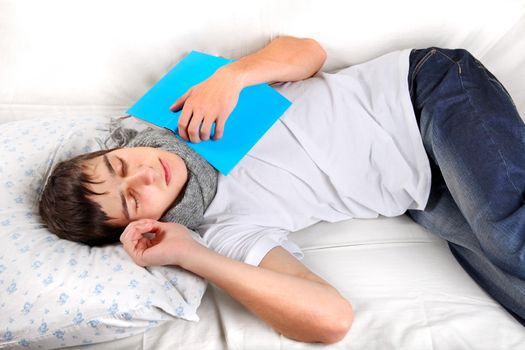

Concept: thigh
[[408, 181, 481, 254], [408, 48, 525, 275]]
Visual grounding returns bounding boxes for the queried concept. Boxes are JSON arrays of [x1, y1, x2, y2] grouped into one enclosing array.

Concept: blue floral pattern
[[0, 116, 207, 349]]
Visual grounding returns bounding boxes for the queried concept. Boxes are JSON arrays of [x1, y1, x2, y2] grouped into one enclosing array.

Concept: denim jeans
[[406, 48, 525, 325]]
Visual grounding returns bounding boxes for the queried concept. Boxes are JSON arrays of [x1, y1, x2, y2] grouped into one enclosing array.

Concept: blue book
[[127, 51, 292, 175]]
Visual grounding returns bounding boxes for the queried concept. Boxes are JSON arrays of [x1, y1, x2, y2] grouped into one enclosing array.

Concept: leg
[[407, 48, 525, 322], [408, 188, 525, 325]]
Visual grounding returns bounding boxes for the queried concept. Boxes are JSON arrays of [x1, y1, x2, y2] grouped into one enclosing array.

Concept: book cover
[[127, 51, 292, 175]]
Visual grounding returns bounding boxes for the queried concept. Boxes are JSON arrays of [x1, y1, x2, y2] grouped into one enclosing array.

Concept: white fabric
[[199, 49, 431, 266], [2, 1, 524, 123], [66, 217, 525, 350], [0, 116, 207, 349]]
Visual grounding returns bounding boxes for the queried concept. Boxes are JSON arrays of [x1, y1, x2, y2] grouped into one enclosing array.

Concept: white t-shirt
[[196, 49, 431, 266]]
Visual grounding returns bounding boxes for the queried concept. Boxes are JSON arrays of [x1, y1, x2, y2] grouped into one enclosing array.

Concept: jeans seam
[[409, 48, 437, 98], [435, 49, 462, 74], [457, 71, 523, 200], [480, 123, 522, 198], [410, 48, 463, 100], [472, 57, 515, 106]]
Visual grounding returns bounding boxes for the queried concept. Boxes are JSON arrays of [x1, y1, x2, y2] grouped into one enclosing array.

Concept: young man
[[39, 36, 525, 342]]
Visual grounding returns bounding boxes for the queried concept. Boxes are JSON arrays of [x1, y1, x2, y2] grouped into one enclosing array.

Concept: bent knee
[[480, 223, 525, 278]]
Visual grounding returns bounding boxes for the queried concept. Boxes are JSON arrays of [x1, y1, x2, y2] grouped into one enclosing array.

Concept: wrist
[[176, 240, 215, 272], [217, 62, 249, 89]]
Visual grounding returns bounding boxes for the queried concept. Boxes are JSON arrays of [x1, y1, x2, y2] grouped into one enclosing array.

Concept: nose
[[123, 166, 157, 188]]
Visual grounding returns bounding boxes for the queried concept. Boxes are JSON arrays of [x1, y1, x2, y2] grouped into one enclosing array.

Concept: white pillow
[[0, 116, 207, 349]]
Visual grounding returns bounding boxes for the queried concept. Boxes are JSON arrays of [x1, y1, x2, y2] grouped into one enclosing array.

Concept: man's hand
[[170, 67, 243, 143], [170, 36, 326, 144], [119, 219, 201, 267]]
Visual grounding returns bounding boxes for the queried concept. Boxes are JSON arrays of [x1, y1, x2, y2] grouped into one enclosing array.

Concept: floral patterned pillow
[[0, 116, 206, 349]]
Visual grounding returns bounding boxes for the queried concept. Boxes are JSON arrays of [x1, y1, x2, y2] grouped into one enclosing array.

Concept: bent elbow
[[318, 301, 353, 344], [280, 299, 353, 344], [304, 38, 327, 70]]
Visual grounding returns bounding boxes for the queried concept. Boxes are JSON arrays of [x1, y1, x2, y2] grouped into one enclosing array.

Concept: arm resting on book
[[171, 36, 326, 143]]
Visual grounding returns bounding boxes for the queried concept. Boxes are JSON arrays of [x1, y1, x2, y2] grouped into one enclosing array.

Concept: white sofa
[[1, 1, 524, 349]]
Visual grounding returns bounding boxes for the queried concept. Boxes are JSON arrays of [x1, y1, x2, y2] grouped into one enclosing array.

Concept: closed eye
[[115, 156, 138, 211], [130, 191, 140, 210]]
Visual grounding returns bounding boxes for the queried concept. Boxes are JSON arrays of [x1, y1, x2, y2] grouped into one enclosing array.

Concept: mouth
[[159, 158, 171, 186]]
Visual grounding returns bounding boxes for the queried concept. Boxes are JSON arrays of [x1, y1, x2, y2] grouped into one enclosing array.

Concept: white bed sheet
[[63, 216, 525, 350]]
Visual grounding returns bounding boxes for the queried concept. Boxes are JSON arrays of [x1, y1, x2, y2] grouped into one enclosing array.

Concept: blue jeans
[[406, 48, 525, 325]]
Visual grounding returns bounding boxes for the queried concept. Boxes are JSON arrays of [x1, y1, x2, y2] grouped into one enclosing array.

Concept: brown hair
[[39, 148, 124, 246]]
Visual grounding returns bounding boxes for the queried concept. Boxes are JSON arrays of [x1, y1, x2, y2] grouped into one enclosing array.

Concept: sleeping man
[[39, 36, 525, 343]]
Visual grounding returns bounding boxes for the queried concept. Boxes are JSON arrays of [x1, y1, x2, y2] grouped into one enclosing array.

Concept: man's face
[[84, 147, 188, 227]]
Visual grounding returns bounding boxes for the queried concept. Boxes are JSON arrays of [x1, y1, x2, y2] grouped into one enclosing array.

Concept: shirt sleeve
[[200, 223, 304, 266], [244, 232, 304, 266]]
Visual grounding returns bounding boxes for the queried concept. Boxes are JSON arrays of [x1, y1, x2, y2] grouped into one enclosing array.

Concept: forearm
[[181, 244, 351, 343], [220, 36, 327, 88]]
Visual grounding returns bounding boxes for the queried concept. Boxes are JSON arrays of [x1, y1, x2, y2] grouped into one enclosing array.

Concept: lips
[[160, 158, 171, 186]]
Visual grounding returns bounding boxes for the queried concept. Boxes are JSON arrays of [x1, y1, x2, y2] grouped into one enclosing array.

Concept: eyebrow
[[102, 154, 130, 221]]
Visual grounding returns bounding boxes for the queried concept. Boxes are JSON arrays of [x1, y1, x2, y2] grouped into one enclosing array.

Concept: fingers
[[120, 219, 156, 244], [213, 117, 226, 140], [200, 117, 215, 141], [120, 220, 191, 267], [171, 79, 235, 143], [174, 88, 193, 142], [179, 110, 223, 143], [177, 103, 193, 142], [187, 110, 204, 143], [120, 220, 155, 262]]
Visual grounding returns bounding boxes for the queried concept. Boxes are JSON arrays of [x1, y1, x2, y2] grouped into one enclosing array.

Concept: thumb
[[120, 219, 156, 244]]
